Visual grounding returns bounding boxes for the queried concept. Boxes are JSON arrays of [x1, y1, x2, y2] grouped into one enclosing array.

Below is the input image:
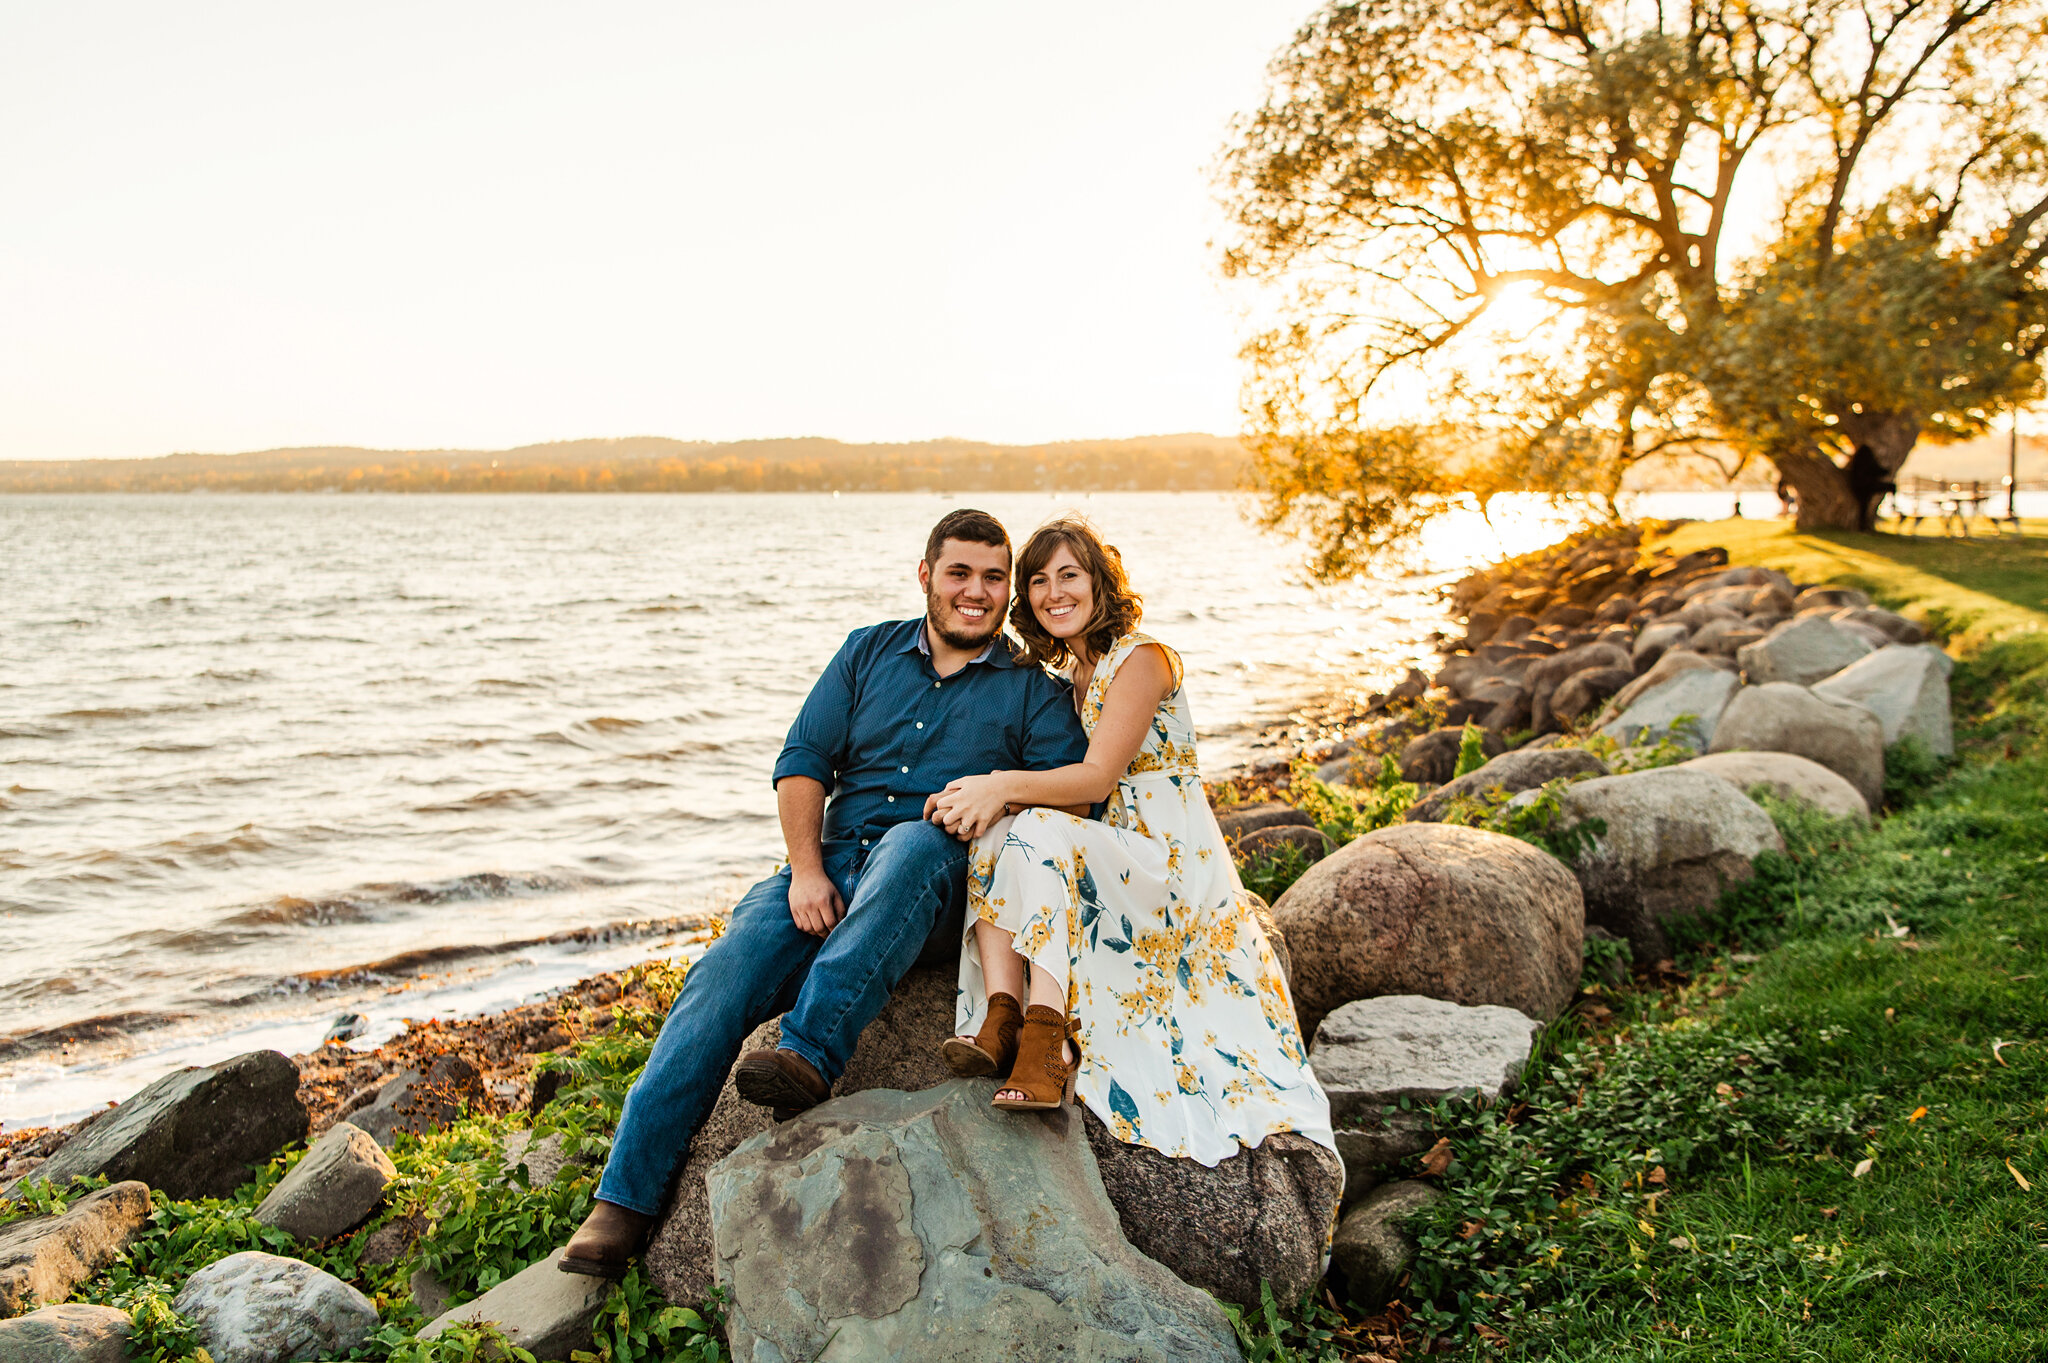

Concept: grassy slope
[[1389, 522, 2048, 1362]]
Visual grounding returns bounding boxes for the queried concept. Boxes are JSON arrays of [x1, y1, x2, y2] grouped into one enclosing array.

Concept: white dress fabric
[[954, 632, 1336, 1167]]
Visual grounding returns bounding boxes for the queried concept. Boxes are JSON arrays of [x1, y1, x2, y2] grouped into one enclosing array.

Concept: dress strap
[[1097, 632, 1184, 695]]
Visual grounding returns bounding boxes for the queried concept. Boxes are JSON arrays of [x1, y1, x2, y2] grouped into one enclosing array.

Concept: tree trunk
[[1772, 445, 1862, 530], [1834, 408, 1921, 530]]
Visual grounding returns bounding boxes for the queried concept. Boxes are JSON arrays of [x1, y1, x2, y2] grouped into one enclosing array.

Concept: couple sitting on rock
[[562, 508, 1335, 1275]]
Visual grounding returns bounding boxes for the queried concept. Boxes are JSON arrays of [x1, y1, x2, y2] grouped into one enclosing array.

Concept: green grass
[[1233, 525, 2048, 1362]]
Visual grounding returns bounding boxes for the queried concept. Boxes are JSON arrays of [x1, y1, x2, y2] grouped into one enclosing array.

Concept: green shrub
[[1452, 723, 1489, 779], [1881, 734, 1948, 809], [1238, 837, 1317, 904]]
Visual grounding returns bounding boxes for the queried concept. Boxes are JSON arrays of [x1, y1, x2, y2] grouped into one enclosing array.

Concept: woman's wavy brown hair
[[1009, 516, 1143, 669]]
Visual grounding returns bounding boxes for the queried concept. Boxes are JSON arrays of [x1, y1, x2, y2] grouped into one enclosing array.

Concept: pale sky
[[0, 2, 1315, 461]]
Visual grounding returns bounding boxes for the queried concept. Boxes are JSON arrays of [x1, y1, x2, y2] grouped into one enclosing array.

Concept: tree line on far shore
[[0, 435, 1249, 495]]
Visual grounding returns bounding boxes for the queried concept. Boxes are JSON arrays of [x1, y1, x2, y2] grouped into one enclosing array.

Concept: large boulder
[[173, 1252, 379, 1363], [1675, 751, 1870, 823], [1403, 747, 1609, 823], [1332, 1182, 1442, 1307], [1080, 1109, 1341, 1310], [1270, 823, 1584, 1038], [0, 1304, 132, 1363], [17, 1052, 306, 1202], [707, 1083, 1241, 1363], [1812, 644, 1954, 758], [1310, 995, 1541, 1126], [644, 963, 957, 1306], [1527, 643, 1632, 732], [418, 1249, 610, 1359], [253, 1122, 395, 1244], [1233, 823, 1336, 867], [1708, 683, 1887, 809], [1600, 666, 1740, 749], [1736, 615, 1874, 687], [1553, 768, 1785, 961], [0, 1182, 151, 1315]]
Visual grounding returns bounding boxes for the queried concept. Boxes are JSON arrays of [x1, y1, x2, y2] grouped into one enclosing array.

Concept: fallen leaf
[[1715, 1081, 1735, 1097], [1993, 1039, 2012, 1066], [1885, 914, 1910, 938], [1418, 1137, 1453, 1177], [2009, 1160, 2033, 1192], [1458, 1220, 1485, 1240], [1885, 1008, 1896, 1021], [1637, 1218, 1656, 1236], [1669, 1236, 1691, 1250], [1474, 1323, 1508, 1346], [1853, 1158, 1875, 1178], [1908, 1106, 1928, 1124], [1820, 1206, 1839, 1218], [1647, 1165, 1667, 1185]]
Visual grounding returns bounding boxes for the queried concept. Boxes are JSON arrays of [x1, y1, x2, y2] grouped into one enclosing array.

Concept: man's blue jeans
[[596, 818, 968, 1215]]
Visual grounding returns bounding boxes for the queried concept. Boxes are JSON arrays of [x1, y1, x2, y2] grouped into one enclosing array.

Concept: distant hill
[[0, 435, 1252, 494]]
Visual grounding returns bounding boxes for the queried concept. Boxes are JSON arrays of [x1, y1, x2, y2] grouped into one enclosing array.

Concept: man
[[561, 507, 1090, 1275]]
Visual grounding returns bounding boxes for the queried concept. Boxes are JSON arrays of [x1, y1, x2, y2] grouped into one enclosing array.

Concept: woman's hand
[[925, 773, 1011, 840]]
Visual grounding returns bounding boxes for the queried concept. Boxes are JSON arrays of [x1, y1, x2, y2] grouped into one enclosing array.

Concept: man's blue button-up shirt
[[772, 618, 1090, 867]]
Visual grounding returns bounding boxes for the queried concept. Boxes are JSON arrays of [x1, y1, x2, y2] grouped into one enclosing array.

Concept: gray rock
[[1631, 621, 1691, 670], [0, 1304, 132, 1363], [1675, 751, 1870, 823], [1834, 605, 1925, 644], [344, 1054, 486, 1148], [1555, 768, 1784, 961], [498, 1130, 578, 1190], [1551, 666, 1634, 724], [1600, 667, 1740, 749], [1315, 754, 1360, 786], [1216, 802, 1315, 841], [1736, 616, 1874, 687], [1398, 726, 1504, 784], [1080, 1108, 1342, 1311], [418, 1249, 609, 1359], [1690, 616, 1764, 657], [1604, 647, 1734, 715], [1812, 644, 1954, 758], [1403, 747, 1609, 822], [322, 1014, 369, 1045], [356, 1215, 422, 1267], [1233, 822, 1336, 866], [1311, 995, 1541, 1125], [408, 1267, 452, 1322], [708, 1082, 1240, 1363], [1527, 643, 1632, 732], [0, 1182, 151, 1315], [17, 1052, 307, 1202], [1793, 586, 1871, 612], [1333, 1112, 1435, 1202], [173, 1251, 379, 1363], [1332, 1182, 1442, 1306], [1708, 682, 1887, 809], [1271, 823, 1584, 1036], [253, 1122, 394, 1244]]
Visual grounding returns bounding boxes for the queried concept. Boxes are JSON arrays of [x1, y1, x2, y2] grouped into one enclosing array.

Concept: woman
[[924, 517, 1333, 1167]]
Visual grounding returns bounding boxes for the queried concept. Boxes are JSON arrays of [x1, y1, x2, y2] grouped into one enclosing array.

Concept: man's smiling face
[[918, 538, 1011, 652]]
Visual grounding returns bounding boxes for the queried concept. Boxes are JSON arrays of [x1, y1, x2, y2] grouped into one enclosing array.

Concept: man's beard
[[927, 590, 1003, 652]]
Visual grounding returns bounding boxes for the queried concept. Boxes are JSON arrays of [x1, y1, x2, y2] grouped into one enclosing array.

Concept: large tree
[[1220, 0, 2048, 562]]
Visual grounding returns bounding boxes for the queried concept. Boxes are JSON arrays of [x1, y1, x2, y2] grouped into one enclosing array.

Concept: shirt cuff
[[772, 749, 836, 793]]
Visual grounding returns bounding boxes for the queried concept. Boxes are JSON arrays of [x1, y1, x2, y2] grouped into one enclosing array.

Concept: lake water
[[3, 491, 1623, 1126]]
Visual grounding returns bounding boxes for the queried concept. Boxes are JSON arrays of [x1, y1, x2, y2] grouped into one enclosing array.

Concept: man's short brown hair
[[924, 508, 1010, 565]]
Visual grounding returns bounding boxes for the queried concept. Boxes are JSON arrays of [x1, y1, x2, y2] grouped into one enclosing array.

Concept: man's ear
[[917, 559, 932, 594]]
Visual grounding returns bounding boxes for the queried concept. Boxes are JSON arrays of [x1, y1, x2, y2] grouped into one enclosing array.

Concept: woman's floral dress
[[955, 632, 1336, 1167]]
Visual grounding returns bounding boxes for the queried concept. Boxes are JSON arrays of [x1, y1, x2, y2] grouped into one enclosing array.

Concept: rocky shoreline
[[0, 519, 1959, 1361]]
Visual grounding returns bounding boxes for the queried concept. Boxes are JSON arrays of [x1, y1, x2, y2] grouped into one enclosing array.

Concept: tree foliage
[[1220, 0, 2048, 561]]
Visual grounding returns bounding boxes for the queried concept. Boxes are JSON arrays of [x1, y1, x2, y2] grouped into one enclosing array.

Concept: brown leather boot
[[560, 1199, 653, 1278], [732, 1047, 830, 1115], [992, 1006, 1081, 1111], [941, 991, 1023, 1079]]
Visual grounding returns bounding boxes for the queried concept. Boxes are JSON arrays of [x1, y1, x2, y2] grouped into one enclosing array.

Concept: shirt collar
[[906, 618, 1015, 669]]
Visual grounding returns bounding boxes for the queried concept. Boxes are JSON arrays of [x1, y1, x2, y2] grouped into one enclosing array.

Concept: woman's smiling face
[[1028, 543, 1094, 643]]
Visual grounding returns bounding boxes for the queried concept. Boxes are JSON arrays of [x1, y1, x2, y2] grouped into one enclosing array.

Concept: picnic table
[[1888, 477, 2022, 536]]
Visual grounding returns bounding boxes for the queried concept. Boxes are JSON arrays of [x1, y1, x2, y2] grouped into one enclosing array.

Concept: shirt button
[[900, 765, 909, 773], [887, 795, 896, 803], [861, 838, 870, 846], [915, 722, 924, 729], [933, 681, 941, 688]]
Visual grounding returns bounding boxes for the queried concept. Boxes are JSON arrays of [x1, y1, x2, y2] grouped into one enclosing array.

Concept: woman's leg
[[960, 919, 1026, 1040]]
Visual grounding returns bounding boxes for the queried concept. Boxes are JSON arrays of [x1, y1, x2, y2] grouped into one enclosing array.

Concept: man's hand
[[788, 867, 844, 937], [926, 773, 1011, 841]]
